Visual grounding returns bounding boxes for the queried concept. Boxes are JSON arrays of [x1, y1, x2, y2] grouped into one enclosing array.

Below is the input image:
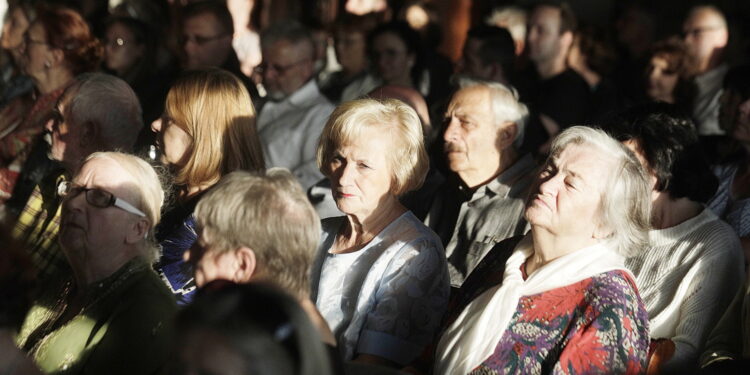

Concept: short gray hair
[[457, 78, 528, 148], [549, 126, 651, 257], [260, 21, 314, 59], [67, 73, 143, 152], [83, 152, 165, 262], [194, 168, 321, 297]]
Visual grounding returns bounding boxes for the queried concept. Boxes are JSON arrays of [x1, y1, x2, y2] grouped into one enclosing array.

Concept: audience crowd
[[2, 0, 750, 374]]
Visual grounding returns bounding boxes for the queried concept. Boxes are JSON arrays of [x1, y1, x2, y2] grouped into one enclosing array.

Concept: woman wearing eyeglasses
[[102, 16, 176, 152], [0, 4, 102, 202], [15, 151, 177, 375], [150, 68, 265, 305]]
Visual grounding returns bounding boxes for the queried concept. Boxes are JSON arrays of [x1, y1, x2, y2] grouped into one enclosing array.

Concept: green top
[[16, 257, 177, 375]]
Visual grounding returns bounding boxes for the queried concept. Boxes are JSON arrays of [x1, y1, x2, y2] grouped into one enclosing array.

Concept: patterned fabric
[[154, 197, 200, 306], [470, 270, 649, 375], [0, 86, 67, 200], [708, 163, 750, 237], [310, 212, 450, 365], [12, 173, 69, 282]]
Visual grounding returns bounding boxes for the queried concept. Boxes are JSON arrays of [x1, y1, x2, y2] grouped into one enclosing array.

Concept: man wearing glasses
[[256, 21, 335, 190], [180, 1, 256, 102], [3, 73, 143, 283], [683, 5, 730, 136]]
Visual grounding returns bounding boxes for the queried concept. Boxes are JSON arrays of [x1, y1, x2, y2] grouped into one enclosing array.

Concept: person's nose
[[151, 118, 162, 133], [443, 117, 460, 143], [44, 117, 55, 133], [537, 172, 561, 196], [337, 162, 356, 186]]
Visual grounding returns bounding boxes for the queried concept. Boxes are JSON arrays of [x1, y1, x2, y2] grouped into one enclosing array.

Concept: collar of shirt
[[459, 153, 537, 202]]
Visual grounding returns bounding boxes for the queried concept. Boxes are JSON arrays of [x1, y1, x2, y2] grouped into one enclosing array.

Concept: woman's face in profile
[[151, 117, 192, 170], [328, 126, 394, 218]]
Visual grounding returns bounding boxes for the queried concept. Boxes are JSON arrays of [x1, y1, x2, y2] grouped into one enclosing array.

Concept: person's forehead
[[183, 12, 224, 35], [263, 39, 308, 62], [531, 6, 561, 28], [373, 32, 407, 50], [452, 86, 491, 108], [685, 10, 723, 29], [77, 158, 141, 200]]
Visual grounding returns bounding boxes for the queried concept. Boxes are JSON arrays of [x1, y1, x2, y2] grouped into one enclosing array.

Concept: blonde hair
[[316, 98, 428, 196], [548, 126, 651, 257], [194, 169, 321, 297], [84, 152, 165, 262], [164, 68, 265, 189]]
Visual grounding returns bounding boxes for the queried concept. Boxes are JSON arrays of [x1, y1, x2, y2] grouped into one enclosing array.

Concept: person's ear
[[125, 218, 150, 245], [560, 30, 574, 53], [497, 121, 518, 149], [233, 246, 257, 283]]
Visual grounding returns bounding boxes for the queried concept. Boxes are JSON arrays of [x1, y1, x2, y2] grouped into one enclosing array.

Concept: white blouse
[[310, 211, 450, 365]]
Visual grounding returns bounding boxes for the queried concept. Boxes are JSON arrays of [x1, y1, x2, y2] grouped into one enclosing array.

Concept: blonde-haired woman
[[310, 98, 450, 368], [151, 68, 265, 305]]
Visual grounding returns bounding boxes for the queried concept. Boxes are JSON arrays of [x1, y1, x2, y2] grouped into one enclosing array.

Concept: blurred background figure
[[709, 64, 750, 260], [0, 0, 35, 109], [485, 5, 527, 56], [369, 21, 421, 90], [151, 68, 265, 305], [682, 5, 729, 136], [257, 21, 334, 190], [174, 282, 333, 375], [318, 12, 379, 104], [644, 38, 693, 110], [566, 24, 620, 120], [455, 25, 515, 86], [102, 16, 173, 149], [0, 4, 101, 202]]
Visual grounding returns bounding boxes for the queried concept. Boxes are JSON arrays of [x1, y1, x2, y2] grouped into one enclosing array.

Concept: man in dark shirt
[[523, 2, 590, 154]]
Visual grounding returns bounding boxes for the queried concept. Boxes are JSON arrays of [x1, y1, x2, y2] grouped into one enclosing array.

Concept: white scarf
[[434, 234, 633, 375]]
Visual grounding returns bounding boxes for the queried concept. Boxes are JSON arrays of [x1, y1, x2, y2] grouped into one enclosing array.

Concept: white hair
[[458, 78, 529, 148], [549, 126, 651, 258]]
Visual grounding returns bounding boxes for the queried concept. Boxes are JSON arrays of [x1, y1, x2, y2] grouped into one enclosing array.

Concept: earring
[[44, 61, 51, 68]]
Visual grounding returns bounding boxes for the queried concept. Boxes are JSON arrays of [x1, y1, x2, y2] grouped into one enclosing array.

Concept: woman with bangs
[[151, 68, 265, 305]]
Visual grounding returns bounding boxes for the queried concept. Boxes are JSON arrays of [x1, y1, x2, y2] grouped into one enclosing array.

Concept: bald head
[[683, 5, 728, 73]]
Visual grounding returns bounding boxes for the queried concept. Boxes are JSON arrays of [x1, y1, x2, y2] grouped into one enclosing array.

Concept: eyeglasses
[[58, 181, 146, 217], [253, 59, 310, 75], [181, 33, 230, 46], [103, 37, 131, 48]]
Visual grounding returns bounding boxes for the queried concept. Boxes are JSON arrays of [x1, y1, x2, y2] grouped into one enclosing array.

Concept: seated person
[[432, 126, 651, 374], [604, 103, 744, 372], [6, 73, 143, 283], [184, 168, 334, 345], [150, 68, 264, 305], [707, 64, 750, 261], [311, 99, 450, 368], [423, 79, 536, 287], [15, 152, 176, 374]]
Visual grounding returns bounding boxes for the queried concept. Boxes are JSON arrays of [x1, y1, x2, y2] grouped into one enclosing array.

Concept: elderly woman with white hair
[[15, 152, 176, 375], [310, 98, 450, 368], [432, 126, 652, 374]]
